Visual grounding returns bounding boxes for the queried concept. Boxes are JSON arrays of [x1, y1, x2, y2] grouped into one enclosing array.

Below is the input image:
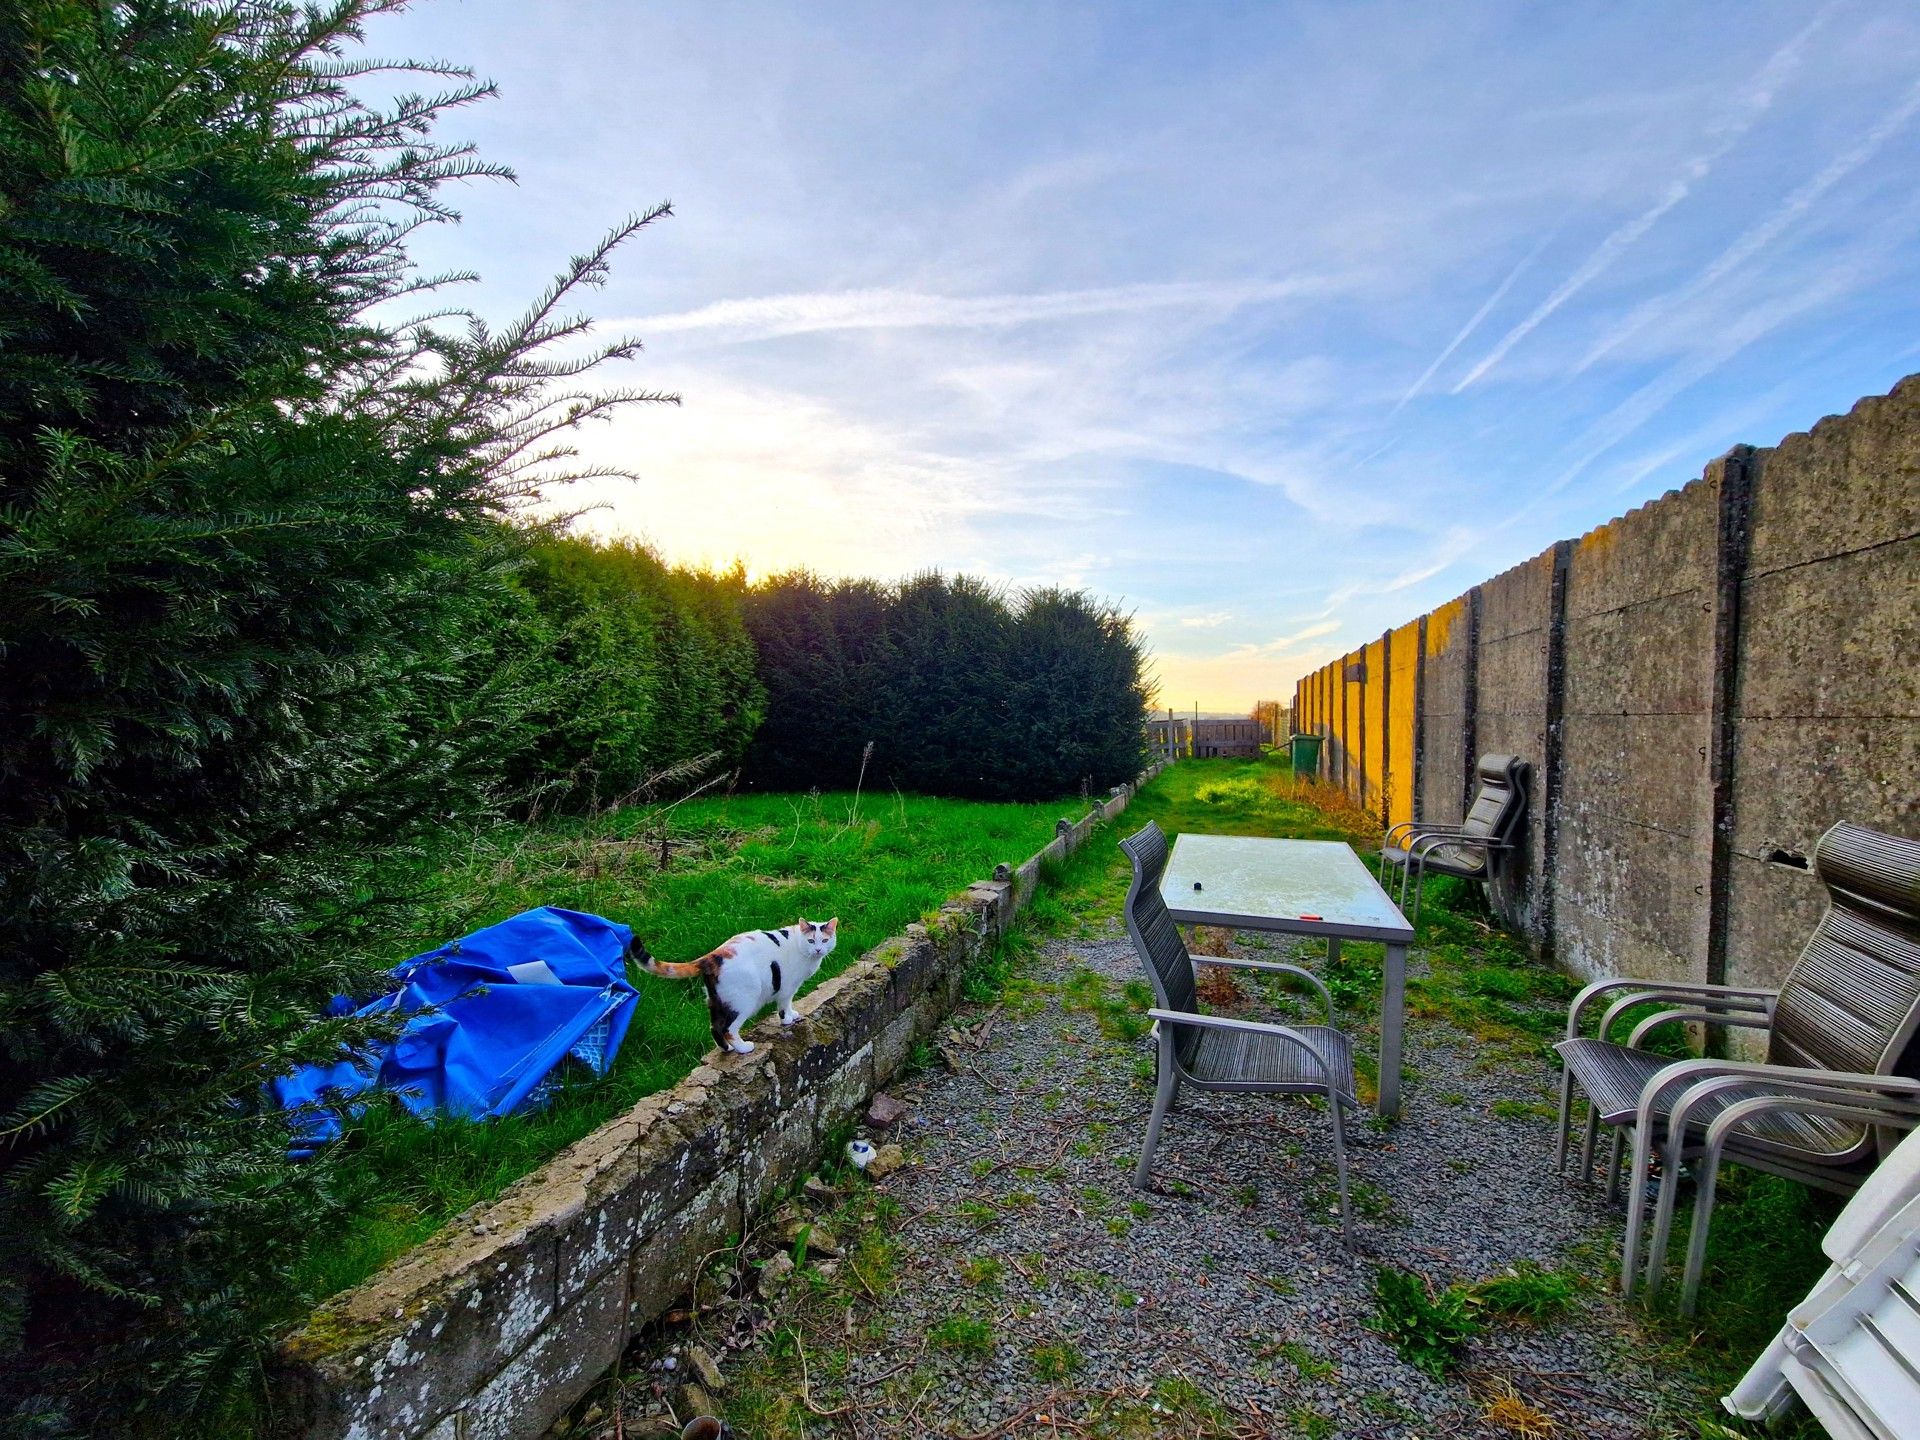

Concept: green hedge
[[508, 537, 763, 803], [743, 571, 1151, 800]]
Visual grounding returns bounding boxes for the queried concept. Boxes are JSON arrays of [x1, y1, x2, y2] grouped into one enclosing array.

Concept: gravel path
[[607, 918, 1710, 1439]]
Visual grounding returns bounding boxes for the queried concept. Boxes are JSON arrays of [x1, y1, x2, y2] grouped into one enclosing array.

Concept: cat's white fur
[[635, 917, 838, 1054]]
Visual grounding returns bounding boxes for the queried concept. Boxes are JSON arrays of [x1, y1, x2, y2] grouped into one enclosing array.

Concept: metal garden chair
[[1120, 821, 1361, 1239], [1377, 753, 1529, 926], [1554, 821, 1920, 1313]]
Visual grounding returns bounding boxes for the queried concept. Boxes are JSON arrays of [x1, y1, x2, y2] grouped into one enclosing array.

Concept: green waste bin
[[1288, 733, 1323, 778]]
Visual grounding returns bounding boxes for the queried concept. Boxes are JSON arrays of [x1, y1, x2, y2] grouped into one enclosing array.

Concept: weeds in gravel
[[1259, 1337, 1337, 1380], [1371, 1258, 1580, 1384], [1370, 1265, 1482, 1378], [960, 1254, 1004, 1289], [1148, 1374, 1232, 1430], [1471, 1260, 1580, 1320], [956, 1197, 998, 1227], [1362, 1390, 1419, 1422], [928, 1310, 996, 1357], [1029, 1340, 1084, 1379], [1476, 1375, 1558, 1437], [1304, 1173, 1396, 1223], [1490, 1098, 1558, 1121]]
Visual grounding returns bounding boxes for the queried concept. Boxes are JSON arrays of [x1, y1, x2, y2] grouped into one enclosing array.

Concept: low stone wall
[[274, 762, 1166, 1440]]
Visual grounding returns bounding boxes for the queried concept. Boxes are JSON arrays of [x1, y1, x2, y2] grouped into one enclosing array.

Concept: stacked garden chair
[[1725, 1124, 1920, 1439], [1377, 752, 1529, 927], [1554, 820, 1920, 1314], [1120, 821, 1362, 1239]]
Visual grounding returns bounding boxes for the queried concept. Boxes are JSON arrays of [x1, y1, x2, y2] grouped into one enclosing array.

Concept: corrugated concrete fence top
[[1293, 374, 1920, 998]]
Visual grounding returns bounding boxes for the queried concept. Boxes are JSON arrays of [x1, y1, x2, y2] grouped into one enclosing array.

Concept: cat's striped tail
[[625, 935, 706, 979], [642, 958, 704, 979]]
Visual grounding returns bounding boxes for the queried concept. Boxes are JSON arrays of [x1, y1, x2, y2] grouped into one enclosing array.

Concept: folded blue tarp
[[271, 907, 638, 1155]]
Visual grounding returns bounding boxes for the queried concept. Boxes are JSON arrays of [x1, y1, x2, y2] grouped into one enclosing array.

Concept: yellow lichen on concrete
[[1388, 620, 1420, 831], [1364, 638, 1387, 821], [1425, 594, 1467, 655]]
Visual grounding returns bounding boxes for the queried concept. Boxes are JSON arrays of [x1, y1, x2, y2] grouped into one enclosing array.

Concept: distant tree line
[[504, 536, 764, 804], [742, 571, 1152, 800], [497, 547, 1152, 806], [0, 2, 1149, 1431]]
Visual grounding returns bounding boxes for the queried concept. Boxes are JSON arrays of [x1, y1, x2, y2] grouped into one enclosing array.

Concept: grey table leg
[[1378, 942, 1407, 1119]]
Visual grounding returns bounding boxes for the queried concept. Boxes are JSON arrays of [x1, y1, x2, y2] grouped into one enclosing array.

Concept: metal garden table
[[1160, 834, 1415, 1119]]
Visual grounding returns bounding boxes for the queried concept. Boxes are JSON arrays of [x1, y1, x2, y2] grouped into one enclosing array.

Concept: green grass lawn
[[299, 785, 1079, 1303]]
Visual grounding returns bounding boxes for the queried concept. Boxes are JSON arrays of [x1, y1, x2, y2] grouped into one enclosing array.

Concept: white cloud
[[548, 373, 1099, 578], [1224, 620, 1341, 660], [620, 277, 1339, 345], [1178, 611, 1234, 629]]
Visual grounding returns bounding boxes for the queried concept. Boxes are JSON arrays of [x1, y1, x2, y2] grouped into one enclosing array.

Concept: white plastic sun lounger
[[1726, 1126, 1920, 1438]]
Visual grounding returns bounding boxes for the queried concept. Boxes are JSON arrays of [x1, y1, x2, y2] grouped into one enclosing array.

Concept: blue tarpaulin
[[271, 907, 638, 1155]]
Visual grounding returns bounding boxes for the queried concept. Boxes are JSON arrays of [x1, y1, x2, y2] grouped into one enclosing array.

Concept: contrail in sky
[[1388, 227, 1560, 416], [624, 277, 1332, 342], [1577, 74, 1920, 373], [1449, 6, 1834, 393]]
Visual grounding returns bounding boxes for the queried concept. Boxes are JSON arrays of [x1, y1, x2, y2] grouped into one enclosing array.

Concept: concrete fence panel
[[1725, 381, 1920, 993], [1554, 476, 1718, 984], [1416, 595, 1472, 828], [1472, 548, 1557, 936], [1362, 635, 1387, 820], [1387, 618, 1421, 833], [1291, 373, 1919, 990]]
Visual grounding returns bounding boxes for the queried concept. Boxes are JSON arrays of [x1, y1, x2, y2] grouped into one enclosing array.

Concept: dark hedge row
[[742, 571, 1152, 800], [507, 537, 764, 804]]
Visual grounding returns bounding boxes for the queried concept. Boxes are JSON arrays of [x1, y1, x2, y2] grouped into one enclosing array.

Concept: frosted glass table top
[[1160, 834, 1413, 941]]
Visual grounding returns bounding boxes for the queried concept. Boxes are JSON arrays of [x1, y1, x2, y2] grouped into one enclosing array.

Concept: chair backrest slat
[[1461, 754, 1530, 843], [1768, 823, 1920, 1080], [1120, 822, 1201, 1065]]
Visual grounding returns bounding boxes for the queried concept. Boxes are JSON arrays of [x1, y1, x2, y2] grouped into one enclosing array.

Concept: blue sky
[[371, 1, 1920, 710]]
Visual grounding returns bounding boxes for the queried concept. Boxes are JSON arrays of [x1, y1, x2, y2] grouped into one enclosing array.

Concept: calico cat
[[634, 917, 838, 1054]]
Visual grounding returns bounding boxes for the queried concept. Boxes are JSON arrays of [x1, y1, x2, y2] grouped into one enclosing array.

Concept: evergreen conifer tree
[[0, 3, 670, 1428]]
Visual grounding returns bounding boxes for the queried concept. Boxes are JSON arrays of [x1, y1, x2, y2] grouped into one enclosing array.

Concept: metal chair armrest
[[1704, 1093, 1920, 1151], [1597, 988, 1775, 1043], [1567, 977, 1778, 1039], [1407, 831, 1510, 862], [1625, 1007, 1775, 1048], [1639, 1060, 1920, 1141], [1190, 956, 1336, 1020], [1386, 821, 1471, 846], [1148, 1008, 1326, 1039], [1682, 1081, 1920, 1150]]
